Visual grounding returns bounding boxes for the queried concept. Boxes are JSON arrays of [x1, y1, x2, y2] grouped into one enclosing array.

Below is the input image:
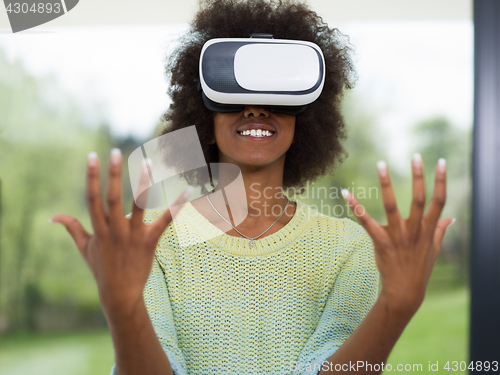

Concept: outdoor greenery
[[388, 287, 469, 372], [0, 287, 469, 374], [0, 48, 143, 332], [0, 44, 472, 372]]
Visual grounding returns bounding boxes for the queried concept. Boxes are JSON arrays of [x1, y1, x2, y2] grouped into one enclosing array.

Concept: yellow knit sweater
[[111, 197, 379, 375]]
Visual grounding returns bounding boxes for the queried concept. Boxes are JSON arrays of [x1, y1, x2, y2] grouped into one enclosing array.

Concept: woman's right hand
[[51, 148, 193, 318]]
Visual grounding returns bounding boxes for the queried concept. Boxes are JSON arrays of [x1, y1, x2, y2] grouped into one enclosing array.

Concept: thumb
[[433, 217, 455, 251], [50, 214, 92, 258]]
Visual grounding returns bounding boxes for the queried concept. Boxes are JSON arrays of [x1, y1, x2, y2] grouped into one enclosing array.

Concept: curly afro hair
[[158, 0, 357, 195]]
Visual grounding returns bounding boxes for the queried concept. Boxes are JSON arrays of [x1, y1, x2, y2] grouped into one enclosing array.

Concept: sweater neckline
[[176, 196, 312, 256]]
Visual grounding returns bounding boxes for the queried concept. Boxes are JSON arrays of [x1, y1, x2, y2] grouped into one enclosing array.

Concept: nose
[[243, 105, 270, 118]]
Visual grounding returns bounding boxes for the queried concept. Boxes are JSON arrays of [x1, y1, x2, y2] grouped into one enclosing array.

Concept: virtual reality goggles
[[199, 35, 325, 115]]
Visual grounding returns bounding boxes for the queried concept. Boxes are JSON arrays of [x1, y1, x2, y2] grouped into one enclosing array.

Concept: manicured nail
[[142, 158, 152, 174], [88, 152, 97, 167], [438, 158, 446, 173], [377, 160, 387, 177], [341, 188, 351, 201], [412, 153, 422, 167], [110, 148, 121, 165], [184, 185, 195, 197], [450, 218, 456, 226]]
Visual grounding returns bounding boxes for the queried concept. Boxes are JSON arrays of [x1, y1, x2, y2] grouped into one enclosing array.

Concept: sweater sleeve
[[110, 211, 188, 375], [291, 218, 380, 375]]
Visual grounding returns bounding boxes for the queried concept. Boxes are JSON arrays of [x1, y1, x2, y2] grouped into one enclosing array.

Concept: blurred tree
[[295, 90, 397, 224], [0, 41, 471, 333], [0, 48, 118, 332], [410, 116, 471, 286], [291, 91, 471, 289]]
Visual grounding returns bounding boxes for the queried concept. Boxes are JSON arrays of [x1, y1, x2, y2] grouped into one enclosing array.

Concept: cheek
[[284, 118, 296, 139], [212, 115, 225, 142], [213, 113, 239, 132], [212, 113, 239, 145]]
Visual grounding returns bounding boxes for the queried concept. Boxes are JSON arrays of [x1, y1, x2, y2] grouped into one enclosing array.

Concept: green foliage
[[0, 41, 471, 337], [0, 48, 123, 331], [294, 91, 471, 289], [0, 329, 114, 374], [412, 115, 471, 185], [0, 288, 469, 375], [388, 288, 469, 373], [294, 90, 392, 224], [410, 116, 471, 285]]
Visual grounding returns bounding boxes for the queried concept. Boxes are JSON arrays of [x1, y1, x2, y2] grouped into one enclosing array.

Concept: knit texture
[[110, 197, 379, 375]]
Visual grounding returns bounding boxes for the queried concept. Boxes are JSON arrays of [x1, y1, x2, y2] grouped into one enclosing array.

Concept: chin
[[233, 154, 284, 169]]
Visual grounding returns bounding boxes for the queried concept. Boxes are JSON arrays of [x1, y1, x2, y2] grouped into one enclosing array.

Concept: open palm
[[51, 149, 193, 315], [342, 154, 453, 315]]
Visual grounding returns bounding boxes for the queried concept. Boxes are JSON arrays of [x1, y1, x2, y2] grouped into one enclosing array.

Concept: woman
[[51, 0, 453, 374]]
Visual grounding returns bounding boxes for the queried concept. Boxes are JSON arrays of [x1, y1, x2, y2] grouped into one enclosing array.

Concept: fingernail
[[450, 218, 456, 226], [184, 185, 195, 197], [88, 152, 97, 167], [438, 158, 446, 173], [341, 188, 351, 201], [110, 148, 121, 165], [142, 158, 152, 174], [48, 217, 53, 223], [377, 160, 387, 177], [412, 153, 422, 167]]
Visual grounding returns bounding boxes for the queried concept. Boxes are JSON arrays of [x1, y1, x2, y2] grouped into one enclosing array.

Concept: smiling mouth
[[237, 129, 275, 138]]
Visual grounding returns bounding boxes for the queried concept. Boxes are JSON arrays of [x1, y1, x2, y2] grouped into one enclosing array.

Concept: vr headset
[[199, 34, 325, 115]]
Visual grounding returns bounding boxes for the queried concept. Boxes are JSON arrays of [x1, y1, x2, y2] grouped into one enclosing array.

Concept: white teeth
[[239, 129, 274, 137]]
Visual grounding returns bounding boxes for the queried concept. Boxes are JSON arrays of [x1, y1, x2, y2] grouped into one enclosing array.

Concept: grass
[[0, 329, 114, 375], [0, 287, 469, 374], [387, 287, 469, 373]]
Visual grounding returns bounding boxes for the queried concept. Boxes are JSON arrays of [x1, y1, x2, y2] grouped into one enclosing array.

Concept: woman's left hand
[[342, 154, 454, 317]]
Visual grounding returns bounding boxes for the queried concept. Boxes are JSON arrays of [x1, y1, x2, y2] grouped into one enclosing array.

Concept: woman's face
[[211, 105, 296, 168]]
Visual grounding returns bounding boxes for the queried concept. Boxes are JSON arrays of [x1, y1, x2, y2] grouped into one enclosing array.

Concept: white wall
[[1, 0, 471, 31]]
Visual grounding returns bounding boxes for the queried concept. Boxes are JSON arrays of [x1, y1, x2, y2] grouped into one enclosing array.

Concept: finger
[[377, 160, 402, 242], [423, 158, 447, 235], [147, 186, 195, 245], [106, 148, 126, 241], [341, 188, 388, 245], [129, 158, 153, 234], [433, 217, 455, 252], [426, 217, 454, 280], [407, 153, 426, 241], [86, 152, 109, 238], [50, 214, 92, 258]]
